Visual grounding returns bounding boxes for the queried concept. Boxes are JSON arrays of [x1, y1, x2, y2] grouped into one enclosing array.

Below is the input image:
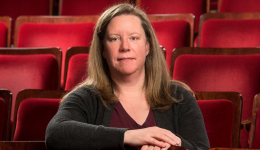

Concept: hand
[[124, 126, 181, 148], [141, 142, 171, 150]]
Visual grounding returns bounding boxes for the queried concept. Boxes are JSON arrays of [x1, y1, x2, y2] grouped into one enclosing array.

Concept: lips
[[117, 57, 134, 61]]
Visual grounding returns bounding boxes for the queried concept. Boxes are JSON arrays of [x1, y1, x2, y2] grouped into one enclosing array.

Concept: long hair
[[61, 3, 192, 110]]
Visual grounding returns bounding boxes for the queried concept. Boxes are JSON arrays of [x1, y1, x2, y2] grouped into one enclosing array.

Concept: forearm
[[46, 119, 128, 150]]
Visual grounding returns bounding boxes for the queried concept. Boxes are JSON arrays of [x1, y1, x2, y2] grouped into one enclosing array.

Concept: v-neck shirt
[[109, 102, 156, 129]]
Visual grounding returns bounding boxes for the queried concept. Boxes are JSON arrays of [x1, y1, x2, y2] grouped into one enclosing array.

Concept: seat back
[[64, 47, 90, 90], [195, 92, 242, 148], [198, 13, 260, 47], [0, 16, 11, 47], [147, 14, 194, 67], [135, 0, 209, 32], [14, 16, 99, 88], [0, 48, 61, 120], [12, 89, 66, 141], [59, 0, 126, 15], [249, 94, 260, 148], [0, 90, 12, 141], [0, 0, 52, 44], [171, 47, 260, 122], [219, 0, 260, 12]]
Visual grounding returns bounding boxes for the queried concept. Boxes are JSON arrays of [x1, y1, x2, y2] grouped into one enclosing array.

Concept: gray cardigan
[[45, 84, 210, 150]]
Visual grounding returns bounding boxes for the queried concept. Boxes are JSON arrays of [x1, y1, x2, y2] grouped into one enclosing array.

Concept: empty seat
[[0, 48, 61, 124], [0, 90, 12, 141], [219, 0, 260, 12], [12, 89, 65, 141], [135, 0, 209, 33], [0, 16, 11, 47], [0, 0, 52, 44], [59, 0, 126, 15], [249, 93, 260, 148], [14, 16, 99, 88], [147, 14, 194, 67], [198, 13, 260, 48], [195, 91, 242, 148], [64, 47, 90, 90], [171, 47, 260, 148]]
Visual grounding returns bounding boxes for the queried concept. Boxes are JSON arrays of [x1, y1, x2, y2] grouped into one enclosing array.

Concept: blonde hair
[[61, 3, 193, 109]]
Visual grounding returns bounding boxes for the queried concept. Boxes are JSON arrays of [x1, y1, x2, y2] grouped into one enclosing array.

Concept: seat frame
[[0, 16, 11, 47], [249, 94, 260, 148], [0, 90, 12, 141]]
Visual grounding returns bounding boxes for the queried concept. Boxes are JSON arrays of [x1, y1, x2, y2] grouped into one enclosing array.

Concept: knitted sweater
[[45, 84, 210, 150]]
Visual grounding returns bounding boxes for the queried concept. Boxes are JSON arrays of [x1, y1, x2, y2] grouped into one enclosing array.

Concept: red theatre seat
[[59, 0, 126, 15], [195, 92, 242, 148], [12, 89, 65, 141], [135, 0, 209, 33], [0, 0, 52, 44], [64, 47, 90, 91], [14, 16, 99, 89], [171, 47, 260, 148], [147, 14, 194, 68], [198, 13, 260, 48], [219, 0, 260, 12], [0, 48, 61, 124]]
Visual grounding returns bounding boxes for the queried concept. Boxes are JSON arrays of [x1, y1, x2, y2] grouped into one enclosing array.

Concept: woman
[[45, 3, 209, 150]]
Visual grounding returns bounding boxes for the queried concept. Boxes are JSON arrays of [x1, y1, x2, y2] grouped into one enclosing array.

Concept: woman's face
[[102, 14, 150, 77]]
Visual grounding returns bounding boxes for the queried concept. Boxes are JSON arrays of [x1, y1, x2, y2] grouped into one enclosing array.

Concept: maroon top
[[110, 102, 156, 129]]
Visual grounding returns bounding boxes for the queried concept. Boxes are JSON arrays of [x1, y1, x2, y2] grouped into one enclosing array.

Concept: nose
[[119, 37, 130, 52]]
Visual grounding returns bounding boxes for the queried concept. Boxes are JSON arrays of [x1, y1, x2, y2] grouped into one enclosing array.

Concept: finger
[[156, 127, 181, 143], [150, 133, 177, 146], [146, 136, 166, 148], [141, 145, 149, 150], [154, 146, 161, 150], [147, 145, 155, 150], [161, 143, 171, 150]]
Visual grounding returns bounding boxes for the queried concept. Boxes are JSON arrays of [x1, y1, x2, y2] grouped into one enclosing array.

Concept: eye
[[111, 38, 119, 41], [131, 37, 137, 40]]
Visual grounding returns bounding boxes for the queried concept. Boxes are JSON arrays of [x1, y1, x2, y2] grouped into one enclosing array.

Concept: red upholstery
[[138, 0, 208, 32], [210, 0, 218, 10], [219, 0, 260, 12], [0, 98, 5, 141], [197, 100, 234, 147], [0, 54, 58, 119], [60, 0, 123, 15], [200, 19, 260, 48], [151, 20, 190, 67], [13, 98, 60, 141], [173, 54, 260, 121], [17, 22, 95, 87], [65, 54, 89, 90], [252, 110, 260, 148], [0, 22, 7, 47], [0, 0, 51, 44], [240, 129, 249, 148]]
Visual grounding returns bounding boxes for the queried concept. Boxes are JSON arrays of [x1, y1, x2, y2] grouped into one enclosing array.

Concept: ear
[[145, 41, 150, 56]]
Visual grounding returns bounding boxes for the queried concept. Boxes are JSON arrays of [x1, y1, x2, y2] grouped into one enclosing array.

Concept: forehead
[[106, 14, 144, 33]]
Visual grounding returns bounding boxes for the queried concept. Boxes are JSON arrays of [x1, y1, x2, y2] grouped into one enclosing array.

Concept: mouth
[[117, 58, 135, 61]]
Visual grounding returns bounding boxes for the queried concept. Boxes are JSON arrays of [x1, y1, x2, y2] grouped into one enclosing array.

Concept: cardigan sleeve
[[45, 87, 128, 150], [173, 85, 210, 150]]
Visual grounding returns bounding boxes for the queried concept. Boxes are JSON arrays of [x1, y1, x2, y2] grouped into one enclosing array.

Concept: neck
[[111, 70, 146, 100]]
